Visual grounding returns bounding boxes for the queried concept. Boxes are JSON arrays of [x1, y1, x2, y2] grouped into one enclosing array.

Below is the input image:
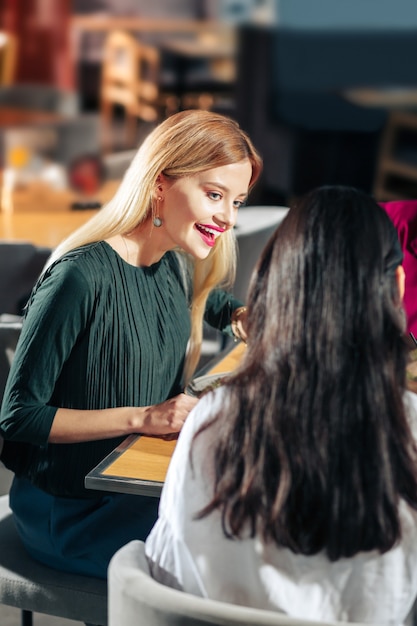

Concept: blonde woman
[[0, 110, 262, 579]]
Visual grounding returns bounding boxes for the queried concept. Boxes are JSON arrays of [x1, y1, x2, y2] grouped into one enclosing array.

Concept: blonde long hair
[[46, 110, 262, 379]]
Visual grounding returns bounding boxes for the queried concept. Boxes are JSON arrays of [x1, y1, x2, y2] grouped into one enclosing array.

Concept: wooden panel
[[0, 179, 119, 247], [0, 210, 97, 247], [103, 436, 177, 482]]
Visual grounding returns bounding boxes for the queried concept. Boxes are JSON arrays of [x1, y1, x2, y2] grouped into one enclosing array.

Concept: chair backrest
[[0, 316, 21, 402], [108, 540, 370, 626], [233, 206, 289, 302], [0, 242, 51, 315], [0, 314, 22, 456], [0, 32, 17, 86], [101, 30, 160, 123]]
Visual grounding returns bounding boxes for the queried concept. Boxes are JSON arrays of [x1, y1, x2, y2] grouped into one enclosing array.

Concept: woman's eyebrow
[[202, 181, 248, 198], [202, 180, 228, 190]]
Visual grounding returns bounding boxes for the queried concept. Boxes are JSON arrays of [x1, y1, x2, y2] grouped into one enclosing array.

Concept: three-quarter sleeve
[[204, 289, 243, 337], [0, 261, 93, 444]]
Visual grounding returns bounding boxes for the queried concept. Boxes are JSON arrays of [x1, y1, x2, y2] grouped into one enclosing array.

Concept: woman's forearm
[[48, 393, 198, 443], [48, 406, 144, 443]]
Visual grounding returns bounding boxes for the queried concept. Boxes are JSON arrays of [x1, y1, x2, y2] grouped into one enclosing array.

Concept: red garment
[[380, 200, 417, 336]]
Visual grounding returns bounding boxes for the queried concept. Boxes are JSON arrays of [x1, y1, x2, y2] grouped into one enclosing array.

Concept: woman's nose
[[214, 204, 237, 230]]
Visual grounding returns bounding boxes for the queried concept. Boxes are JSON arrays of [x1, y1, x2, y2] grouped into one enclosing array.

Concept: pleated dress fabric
[[0, 242, 191, 497], [0, 241, 201, 577]]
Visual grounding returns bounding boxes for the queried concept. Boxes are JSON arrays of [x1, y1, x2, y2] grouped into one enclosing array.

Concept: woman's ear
[[396, 265, 405, 301], [155, 173, 166, 193]]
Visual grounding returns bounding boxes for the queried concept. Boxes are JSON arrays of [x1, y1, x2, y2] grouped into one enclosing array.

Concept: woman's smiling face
[[157, 159, 252, 260]]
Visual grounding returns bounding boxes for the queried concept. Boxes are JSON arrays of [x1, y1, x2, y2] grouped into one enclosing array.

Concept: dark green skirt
[[9, 476, 159, 579]]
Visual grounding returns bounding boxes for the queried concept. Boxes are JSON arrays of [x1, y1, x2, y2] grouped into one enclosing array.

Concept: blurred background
[[1, 0, 417, 208], [2, 3, 417, 622]]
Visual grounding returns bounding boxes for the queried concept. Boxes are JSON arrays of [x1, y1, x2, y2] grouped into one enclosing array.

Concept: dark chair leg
[[21, 609, 33, 626]]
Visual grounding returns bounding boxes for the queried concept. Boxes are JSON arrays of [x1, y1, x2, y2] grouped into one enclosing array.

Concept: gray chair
[[233, 206, 289, 302], [108, 539, 371, 626], [0, 495, 107, 626], [0, 320, 107, 626]]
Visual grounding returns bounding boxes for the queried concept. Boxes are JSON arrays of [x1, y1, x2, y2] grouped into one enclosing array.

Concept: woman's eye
[[207, 191, 222, 201], [234, 200, 246, 209]]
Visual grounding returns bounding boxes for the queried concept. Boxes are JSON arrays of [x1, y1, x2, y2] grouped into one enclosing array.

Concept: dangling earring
[[153, 196, 163, 227]]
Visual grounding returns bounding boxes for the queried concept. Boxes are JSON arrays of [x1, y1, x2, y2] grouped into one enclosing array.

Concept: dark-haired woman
[[145, 186, 417, 624]]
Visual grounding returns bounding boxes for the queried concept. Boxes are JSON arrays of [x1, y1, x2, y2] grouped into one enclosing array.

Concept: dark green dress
[[0, 242, 241, 578]]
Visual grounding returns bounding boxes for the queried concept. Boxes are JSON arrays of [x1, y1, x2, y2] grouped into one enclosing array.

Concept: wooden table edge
[[85, 433, 166, 497], [84, 340, 246, 497]]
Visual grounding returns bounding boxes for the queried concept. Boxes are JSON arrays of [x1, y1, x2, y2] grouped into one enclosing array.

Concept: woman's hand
[[231, 305, 248, 344], [138, 393, 199, 436]]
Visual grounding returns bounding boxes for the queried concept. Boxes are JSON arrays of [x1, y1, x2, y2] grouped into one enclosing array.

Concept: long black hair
[[196, 186, 417, 561]]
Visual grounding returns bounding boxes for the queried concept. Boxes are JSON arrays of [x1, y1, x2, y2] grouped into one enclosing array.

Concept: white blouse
[[145, 388, 417, 625]]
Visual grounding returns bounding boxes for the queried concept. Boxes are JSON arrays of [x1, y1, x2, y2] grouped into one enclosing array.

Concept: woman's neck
[[106, 220, 171, 267]]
